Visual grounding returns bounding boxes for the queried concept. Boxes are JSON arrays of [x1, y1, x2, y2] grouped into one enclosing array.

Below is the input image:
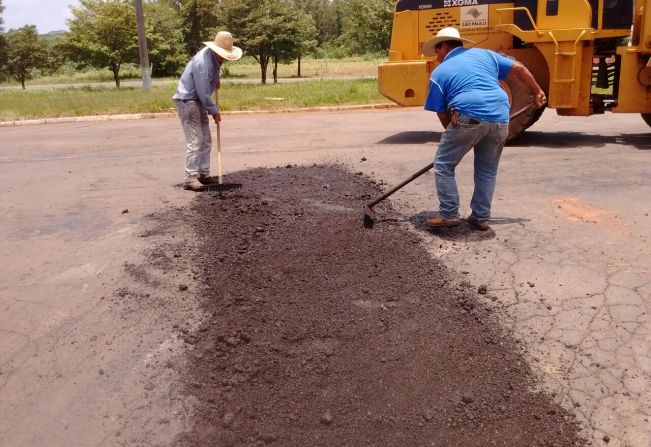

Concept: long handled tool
[[201, 120, 242, 192], [363, 163, 433, 229], [362, 104, 536, 229], [216, 121, 241, 190]]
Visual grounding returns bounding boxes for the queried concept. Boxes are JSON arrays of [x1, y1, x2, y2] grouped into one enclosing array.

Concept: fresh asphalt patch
[[137, 165, 586, 446]]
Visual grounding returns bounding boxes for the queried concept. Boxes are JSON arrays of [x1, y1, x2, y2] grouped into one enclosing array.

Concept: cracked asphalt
[[1, 108, 650, 446]]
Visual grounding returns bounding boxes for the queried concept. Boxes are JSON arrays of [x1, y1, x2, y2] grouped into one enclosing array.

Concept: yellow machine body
[[379, 0, 651, 118]]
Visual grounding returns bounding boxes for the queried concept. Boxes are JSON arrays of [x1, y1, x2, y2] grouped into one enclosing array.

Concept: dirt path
[[141, 165, 587, 447]]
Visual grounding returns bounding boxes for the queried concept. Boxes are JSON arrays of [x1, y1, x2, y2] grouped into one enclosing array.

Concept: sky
[[3, 0, 80, 33]]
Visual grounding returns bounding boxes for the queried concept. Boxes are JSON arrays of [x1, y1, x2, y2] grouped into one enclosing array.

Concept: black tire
[[502, 75, 545, 143], [641, 113, 651, 127]]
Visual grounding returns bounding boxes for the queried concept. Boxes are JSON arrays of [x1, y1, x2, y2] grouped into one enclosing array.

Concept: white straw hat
[[204, 31, 243, 61], [422, 27, 475, 56]]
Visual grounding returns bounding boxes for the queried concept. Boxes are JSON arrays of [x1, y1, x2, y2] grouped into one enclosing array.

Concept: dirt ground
[[131, 165, 587, 447]]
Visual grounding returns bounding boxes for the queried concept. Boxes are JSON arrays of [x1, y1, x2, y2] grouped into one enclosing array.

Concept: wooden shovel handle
[[216, 121, 223, 185]]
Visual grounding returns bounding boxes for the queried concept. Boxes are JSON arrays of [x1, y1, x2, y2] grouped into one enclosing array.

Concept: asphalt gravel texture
[[156, 165, 586, 447]]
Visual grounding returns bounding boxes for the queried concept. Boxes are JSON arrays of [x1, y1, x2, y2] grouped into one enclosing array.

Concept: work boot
[[183, 178, 204, 191], [427, 216, 461, 228], [467, 214, 490, 231], [199, 175, 217, 185]]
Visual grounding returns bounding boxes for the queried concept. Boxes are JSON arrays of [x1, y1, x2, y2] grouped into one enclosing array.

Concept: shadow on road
[[511, 130, 651, 150], [409, 211, 531, 242], [409, 211, 494, 242], [377, 131, 442, 145], [379, 128, 651, 151]]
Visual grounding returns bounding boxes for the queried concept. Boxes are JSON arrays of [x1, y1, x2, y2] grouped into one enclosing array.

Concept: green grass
[[0, 64, 145, 87], [0, 57, 382, 87], [223, 56, 382, 79], [0, 79, 389, 121], [0, 57, 386, 121]]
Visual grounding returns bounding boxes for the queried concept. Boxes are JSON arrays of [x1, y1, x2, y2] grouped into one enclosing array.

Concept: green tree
[[145, 1, 187, 76], [220, 0, 268, 82], [338, 0, 393, 55], [291, 0, 339, 47], [58, 0, 138, 87], [220, 0, 315, 84], [160, 0, 183, 11], [272, 2, 316, 79], [5, 25, 49, 89], [0, 0, 7, 76], [180, 0, 219, 56]]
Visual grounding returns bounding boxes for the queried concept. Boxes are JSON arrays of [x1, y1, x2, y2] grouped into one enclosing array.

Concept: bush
[[314, 43, 351, 59]]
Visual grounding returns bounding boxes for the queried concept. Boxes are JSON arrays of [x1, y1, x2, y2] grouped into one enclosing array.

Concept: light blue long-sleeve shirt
[[172, 47, 221, 116]]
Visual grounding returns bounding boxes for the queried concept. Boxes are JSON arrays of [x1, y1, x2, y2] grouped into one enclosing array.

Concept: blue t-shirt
[[424, 47, 514, 122]]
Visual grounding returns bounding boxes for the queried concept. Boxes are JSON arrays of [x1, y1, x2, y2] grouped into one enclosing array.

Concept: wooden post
[[135, 0, 152, 92]]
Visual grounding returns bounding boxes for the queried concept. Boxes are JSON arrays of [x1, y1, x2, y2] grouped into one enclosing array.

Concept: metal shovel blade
[[363, 204, 376, 229]]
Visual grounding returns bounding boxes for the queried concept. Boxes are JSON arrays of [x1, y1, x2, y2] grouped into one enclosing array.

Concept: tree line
[[0, 0, 394, 89]]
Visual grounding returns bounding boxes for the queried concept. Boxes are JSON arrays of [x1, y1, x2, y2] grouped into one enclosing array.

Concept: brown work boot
[[467, 214, 490, 231], [183, 178, 204, 191], [427, 216, 461, 228]]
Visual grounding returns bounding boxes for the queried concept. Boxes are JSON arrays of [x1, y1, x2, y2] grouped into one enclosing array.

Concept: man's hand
[[212, 113, 221, 124], [534, 90, 547, 108], [215, 81, 221, 91], [509, 61, 546, 108]]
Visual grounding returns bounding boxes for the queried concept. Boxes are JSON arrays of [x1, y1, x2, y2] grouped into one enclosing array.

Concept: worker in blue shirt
[[173, 31, 242, 191], [422, 27, 545, 230]]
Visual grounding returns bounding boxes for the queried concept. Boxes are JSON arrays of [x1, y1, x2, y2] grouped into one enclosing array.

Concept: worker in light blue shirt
[[422, 27, 545, 230], [173, 31, 242, 191]]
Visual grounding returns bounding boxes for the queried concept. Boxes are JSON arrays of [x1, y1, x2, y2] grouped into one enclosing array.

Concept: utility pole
[[135, 0, 152, 92]]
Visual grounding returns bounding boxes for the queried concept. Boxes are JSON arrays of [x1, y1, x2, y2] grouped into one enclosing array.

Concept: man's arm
[[193, 55, 219, 117], [507, 61, 546, 108]]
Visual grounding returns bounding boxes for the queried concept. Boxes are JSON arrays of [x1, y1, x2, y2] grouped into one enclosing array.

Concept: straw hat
[[422, 27, 475, 56], [204, 31, 243, 61]]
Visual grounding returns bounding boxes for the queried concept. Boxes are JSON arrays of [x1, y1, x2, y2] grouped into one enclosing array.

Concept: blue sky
[[3, 0, 80, 33]]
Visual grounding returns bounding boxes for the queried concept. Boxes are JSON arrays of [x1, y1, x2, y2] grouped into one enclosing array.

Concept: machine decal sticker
[[396, 0, 506, 12], [460, 4, 488, 28]]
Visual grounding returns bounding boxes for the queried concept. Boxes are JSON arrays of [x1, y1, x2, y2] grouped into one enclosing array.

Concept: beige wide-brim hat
[[204, 31, 243, 61], [422, 27, 475, 56]]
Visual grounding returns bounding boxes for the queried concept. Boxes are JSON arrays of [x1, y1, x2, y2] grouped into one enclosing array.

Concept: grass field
[[0, 56, 382, 87], [0, 57, 389, 121], [223, 56, 383, 79], [0, 79, 390, 121]]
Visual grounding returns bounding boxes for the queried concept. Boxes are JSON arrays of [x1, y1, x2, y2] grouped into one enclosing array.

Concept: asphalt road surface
[[1, 108, 650, 446]]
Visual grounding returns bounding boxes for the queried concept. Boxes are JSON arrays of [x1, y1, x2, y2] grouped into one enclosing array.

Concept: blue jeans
[[175, 100, 211, 181], [434, 114, 509, 221]]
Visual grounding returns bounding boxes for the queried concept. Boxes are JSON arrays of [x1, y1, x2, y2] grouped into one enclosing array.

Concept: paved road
[[1, 109, 650, 446]]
